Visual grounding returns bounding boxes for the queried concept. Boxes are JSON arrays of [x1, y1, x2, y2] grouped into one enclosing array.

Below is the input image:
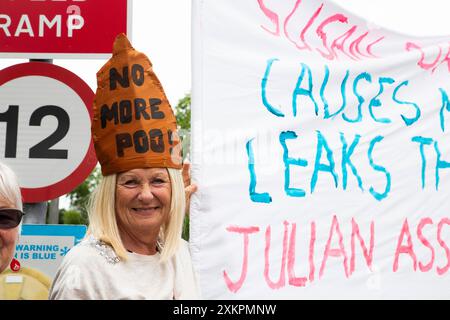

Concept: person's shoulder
[[178, 238, 190, 253], [179, 238, 189, 248], [173, 239, 202, 299], [62, 235, 119, 268]]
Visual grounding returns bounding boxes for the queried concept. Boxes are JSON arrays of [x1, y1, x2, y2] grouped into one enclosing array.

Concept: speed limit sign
[[0, 62, 97, 202]]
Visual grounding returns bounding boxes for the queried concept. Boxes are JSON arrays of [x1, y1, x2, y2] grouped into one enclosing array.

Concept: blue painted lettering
[[279, 131, 308, 197], [439, 88, 450, 132], [342, 72, 371, 123], [311, 131, 338, 193], [246, 139, 272, 203], [368, 136, 391, 200], [261, 58, 285, 117], [434, 140, 450, 190], [392, 80, 421, 126], [292, 63, 318, 117], [340, 132, 364, 191], [368, 77, 394, 124], [411, 136, 433, 189]]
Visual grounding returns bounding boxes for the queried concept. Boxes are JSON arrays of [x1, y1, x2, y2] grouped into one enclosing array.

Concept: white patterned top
[[48, 236, 201, 300]]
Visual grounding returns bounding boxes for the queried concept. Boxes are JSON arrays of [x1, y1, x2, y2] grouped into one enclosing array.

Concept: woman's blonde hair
[[87, 168, 185, 262]]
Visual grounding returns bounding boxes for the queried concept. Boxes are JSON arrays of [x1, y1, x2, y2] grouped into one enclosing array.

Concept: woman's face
[[115, 168, 172, 239], [0, 199, 20, 273]]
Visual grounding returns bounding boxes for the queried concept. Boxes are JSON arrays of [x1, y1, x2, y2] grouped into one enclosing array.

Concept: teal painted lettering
[[246, 139, 272, 203], [327, 70, 349, 119], [434, 141, 450, 190], [292, 62, 318, 117], [392, 80, 421, 126], [279, 131, 308, 197], [439, 88, 450, 132], [320, 65, 330, 118], [340, 132, 363, 191], [411, 136, 433, 189], [368, 77, 394, 124], [343, 72, 371, 123], [368, 136, 391, 200], [261, 58, 285, 117], [311, 131, 338, 193]]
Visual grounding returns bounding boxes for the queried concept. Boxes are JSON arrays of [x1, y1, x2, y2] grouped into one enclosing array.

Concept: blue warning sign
[[14, 224, 87, 278]]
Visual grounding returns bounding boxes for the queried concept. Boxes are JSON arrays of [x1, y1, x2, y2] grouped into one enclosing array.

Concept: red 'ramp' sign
[[0, 0, 131, 59]]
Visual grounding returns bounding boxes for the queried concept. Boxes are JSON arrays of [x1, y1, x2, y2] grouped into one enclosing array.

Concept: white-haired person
[[49, 34, 200, 299], [0, 161, 24, 274]]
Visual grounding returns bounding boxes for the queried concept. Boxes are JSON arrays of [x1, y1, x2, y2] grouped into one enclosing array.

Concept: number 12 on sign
[[0, 104, 70, 159]]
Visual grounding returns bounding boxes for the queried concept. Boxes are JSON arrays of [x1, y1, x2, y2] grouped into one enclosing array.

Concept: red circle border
[[0, 62, 98, 203]]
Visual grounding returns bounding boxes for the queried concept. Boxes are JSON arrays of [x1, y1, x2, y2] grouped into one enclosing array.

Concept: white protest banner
[[190, 0, 450, 299]]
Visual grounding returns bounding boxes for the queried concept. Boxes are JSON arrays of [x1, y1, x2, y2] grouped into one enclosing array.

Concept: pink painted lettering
[[349, 218, 374, 275], [309, 221, 316, 282], [316, 14, 348, 60], [284, 2, 324, 51], [256, 1, 385, 61], [393, 218, 418, 272], [405, 42, 450, 73], [330, 25, 358, 60], [319, 215, 349, 278], [257, 0, 280, 36], [287, 222, 307, 287], [417, 217, 435, 272], [264, 221, 289, 289], [436, 218, 450, 275], [223, 225, 260, 293]]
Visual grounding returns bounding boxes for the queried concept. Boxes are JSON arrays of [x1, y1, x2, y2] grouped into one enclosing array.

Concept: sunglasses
[[0, 209, 24, 229]]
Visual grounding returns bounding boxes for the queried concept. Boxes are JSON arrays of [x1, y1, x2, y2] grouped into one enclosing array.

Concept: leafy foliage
[[182, 214, 190, 241], [62, 210, 85, 225], [174, 94, 192, 241], [174, 94, 191, 130], [64, 166, 101, 225]]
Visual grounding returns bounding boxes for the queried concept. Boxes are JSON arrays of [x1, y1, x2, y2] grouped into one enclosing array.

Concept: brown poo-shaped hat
[[92, 33, 182, 176]]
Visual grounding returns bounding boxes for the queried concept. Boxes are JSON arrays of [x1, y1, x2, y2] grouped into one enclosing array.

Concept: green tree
[[64, 166, 101, 225], [175, 94, 191, 130], [62, 209, 84, 225], [174, 93, 192, 241]]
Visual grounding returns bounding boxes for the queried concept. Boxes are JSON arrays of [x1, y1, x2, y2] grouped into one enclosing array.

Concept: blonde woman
[[49, 166, 199, 299], [49, 34, 200, 299]]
